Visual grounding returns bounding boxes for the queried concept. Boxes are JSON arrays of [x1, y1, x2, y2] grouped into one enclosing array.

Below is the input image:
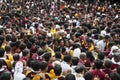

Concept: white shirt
[[61, 61, 72, 73], [14, 73, 25, 80], [14, 61, 25, 80], [73, 48, 81, 58], [73, 73, 85, 80], [96, 40, 106, 52]]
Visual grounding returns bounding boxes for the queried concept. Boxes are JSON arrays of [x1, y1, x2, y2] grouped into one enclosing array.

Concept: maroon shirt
[[90, 70, 106, 80]]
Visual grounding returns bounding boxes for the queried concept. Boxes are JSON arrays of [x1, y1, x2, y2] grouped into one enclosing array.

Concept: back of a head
[[19, 43, 26, 51], [104, 59, 112, 69], [98, 52, 105, 60], [110, 72, 120, 80], [84, 72, 93, 80], [75, 66, 85, 73], [117, 65, 120, 74], [22, 49, 30, 57], [5, 46, 11, 52], [13, 54, 20, 61], [55, 52, 61, 59], [72, 57, 79, 65], [43, 52, 51, 62], [65, 74, 76, 80], [64, 54, 71, 63], [30, 60, 40, 71], [94, 59, 103, 69], [0, 72, 11, 80], [0, 48, 5, 57], [54, 64, 62, 76], [39, 61, 48, 71], [0, 59, 3, 68]]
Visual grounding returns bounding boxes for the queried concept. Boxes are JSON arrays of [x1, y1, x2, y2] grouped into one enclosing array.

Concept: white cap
[[110, 46, 119, 55]]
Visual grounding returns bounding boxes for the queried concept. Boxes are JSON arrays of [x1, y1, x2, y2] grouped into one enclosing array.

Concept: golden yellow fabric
[[69, 50, 74, 56], [48, 69, 56, 79], [32, 74, 41, 80], [50, 28, 56, 38], [7, 54, 13, 61], [46, 47, 55, 57], [1, 43, 6, 50], [102, 7, 105, 12], [61, 54, 64, 60], [89, 44, 94, 51], [4, 59, 12, 69], [24, 69, 32, 76]]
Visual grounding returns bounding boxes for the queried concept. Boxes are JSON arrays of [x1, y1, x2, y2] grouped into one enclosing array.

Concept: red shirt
[[90, 70, 106, 80]]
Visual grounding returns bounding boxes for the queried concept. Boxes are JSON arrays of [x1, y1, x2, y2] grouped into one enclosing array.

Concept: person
[[14, 61, 25, 80], [84, 72, 93, 80], [96, 35, 110, 52], [39, 61, 51, 80], [89, 59, 106, 80], [110, 66, 120, 80], [74, 66, 85, 80], [71, 57, 79, 73], [61, 54, 73, 74], [26, 60, 41, 80], [65, 73, 76, 80], [0, 71, 12, 80], [20, 49, 30, 66]]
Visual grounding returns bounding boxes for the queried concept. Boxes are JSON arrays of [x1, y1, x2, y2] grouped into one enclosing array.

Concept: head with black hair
[[5, 45, 11, 53], [30, 60, 40, 71], [61, 47, 66, 53], [98, 52, 105, 60], [0, 72, 11, 80], [19, 43, 26, 51], [43, 52, 51, 62], [94, 59, 103, 69], [55, 52, 61, 60], [65, 74, 76, 80], [104, 59, 112, 69], [0, 48, 5, 57], [0, 60, 3, 69], [110, 72, 120, 80], [84, 72, 93, 80], [39, 61, 48, 71], [40, 41, 47, 50], [11, 36, 17, 42], [5, 34, 11, 42], [37, 49, 44, 56], [72, 43, 80, 50], [117, 64, 120, 75], [29, 37, 35, 44], [26, 41, 32, 49], [0, 29, 4, 35], [64, 54, 71, 63], [94, 34, 99, 40], [0, 35, 4, 43], [106, 28, 110, 33], [0, 40, 2, 47], [75, 66, 86, 74], [22, 49, 30, 58], [54, 64, 62, 76], [104, 35, 110, 42], [13, 54, 20, 61], [86, 51, 95, 62], [72, 57, 79, 66]]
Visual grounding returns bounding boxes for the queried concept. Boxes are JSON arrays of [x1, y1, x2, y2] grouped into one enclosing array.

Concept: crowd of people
[[0, 0, 120, 80]]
